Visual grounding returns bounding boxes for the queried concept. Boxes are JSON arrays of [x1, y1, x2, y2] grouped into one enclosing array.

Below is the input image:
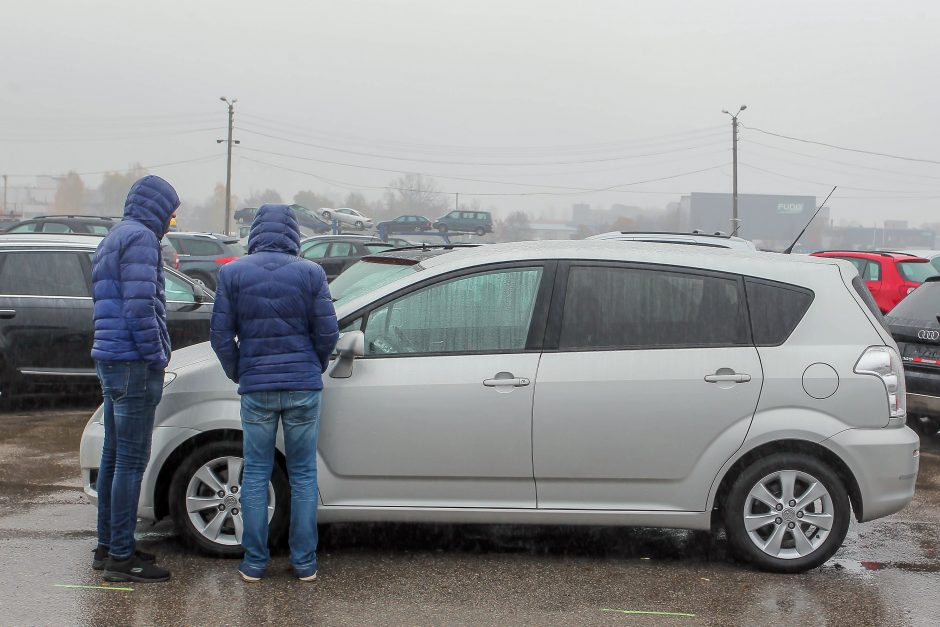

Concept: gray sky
[[1, 0, 938, 225]]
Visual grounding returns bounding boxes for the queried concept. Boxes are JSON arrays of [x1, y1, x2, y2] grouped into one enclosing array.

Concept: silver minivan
[[79, 241, 920, 573]]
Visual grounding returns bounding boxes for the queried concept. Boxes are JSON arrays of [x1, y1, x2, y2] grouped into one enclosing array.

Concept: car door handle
[[0, 309, 15, 319], [483, 377, 530, 387], [704, 373, 751, 383]]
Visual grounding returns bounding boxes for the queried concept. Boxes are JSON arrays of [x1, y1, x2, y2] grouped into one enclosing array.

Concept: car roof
[[588, 231, 757, 250], [812, 250, 928, 262], [301, 234, 382, 242], [0, 233, 103, 247]]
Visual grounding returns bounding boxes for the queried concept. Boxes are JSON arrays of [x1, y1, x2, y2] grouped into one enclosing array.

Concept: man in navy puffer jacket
[[91, 175, 179, 583], [210, 204, 339, 582]]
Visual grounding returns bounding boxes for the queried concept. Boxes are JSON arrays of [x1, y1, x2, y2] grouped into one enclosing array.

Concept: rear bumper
[[824, 426, 920, 522]]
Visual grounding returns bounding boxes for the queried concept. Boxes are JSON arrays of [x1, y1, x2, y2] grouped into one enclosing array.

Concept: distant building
[[826, 226, 934, 251], [678, 192, 825, 251], [3, 176, 58, 218], [527, 221, 580, 240]]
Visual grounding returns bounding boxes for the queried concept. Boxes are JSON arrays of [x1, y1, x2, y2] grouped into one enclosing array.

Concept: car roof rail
[[37, 214, 119, 220]]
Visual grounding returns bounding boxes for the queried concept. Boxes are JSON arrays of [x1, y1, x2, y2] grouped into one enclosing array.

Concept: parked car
[[876, 249, 940, 274], [589, 230, 758, 251], [433, 210, 493, 235], [377, 215, 433, 234], [4, 214, 180, 269], [0, 234, 213, 406], [810, 250, 938, 313], [886, 276, 940, 435], [80, 240, 920, 573], [166, 232, 246, 290], [298, 235, 395, 281], [317, 207, 373, 231], [0, 217, 21, 232], [235, 205, 331, 234]]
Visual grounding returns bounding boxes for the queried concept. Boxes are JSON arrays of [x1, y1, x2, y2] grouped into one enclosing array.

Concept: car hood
[[168, 342, 217, 372]]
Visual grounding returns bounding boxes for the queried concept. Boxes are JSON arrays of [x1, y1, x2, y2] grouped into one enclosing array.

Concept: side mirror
[[190, 278, 207, 303], [330, 331, 364, 379]]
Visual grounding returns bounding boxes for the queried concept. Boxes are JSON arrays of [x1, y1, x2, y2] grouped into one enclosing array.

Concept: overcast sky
[[1, 0, 938, 226]]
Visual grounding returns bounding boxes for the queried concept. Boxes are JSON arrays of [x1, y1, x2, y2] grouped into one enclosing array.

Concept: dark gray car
[[166, 232, 245, 290], [299, 235, 395, 281]]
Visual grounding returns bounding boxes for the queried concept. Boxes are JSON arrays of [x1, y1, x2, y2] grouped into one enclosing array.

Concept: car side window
[[303, 242, 330, 259], [8, 223, 38, 233], [447, 211, 460, 218], [558, 265, 747, 350], [165, 272, 197, 303], [364, 243, 394, 253], [180, 239, 224, 257], [42, 222, 73, 233], [745, 279, 814, 346], [363, 267, 544, 355], [0, 251, 90, 297], [329, 242, 354, 257], [88, 225, 111, 235], [865, 261, 882, 281]]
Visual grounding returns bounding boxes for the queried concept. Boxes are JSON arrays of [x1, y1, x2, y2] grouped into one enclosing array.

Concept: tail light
[[855, 346, 907, 427], [214, 256, 238, 264], [173, 252, 180, 270]]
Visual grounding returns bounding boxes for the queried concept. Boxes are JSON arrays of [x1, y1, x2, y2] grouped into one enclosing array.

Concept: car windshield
[[329, 259, 419, 306], [898, 260, 938, 282], [887, 281, 940, 320]]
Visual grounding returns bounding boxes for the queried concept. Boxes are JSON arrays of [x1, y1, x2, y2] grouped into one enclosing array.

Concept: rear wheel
[[723, 453, 850, 573], [169, 440, 289, 558], [355, 221, 365, 230], [321, 210, 332, 221], [475, 227, 486, 236]]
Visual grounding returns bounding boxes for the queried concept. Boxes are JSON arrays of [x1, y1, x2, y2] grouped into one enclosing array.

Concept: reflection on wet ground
[[1, 408, 937, 626]]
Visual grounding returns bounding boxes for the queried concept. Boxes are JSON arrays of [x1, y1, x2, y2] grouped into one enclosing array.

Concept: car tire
[[723, 452, 850, 573], [355, 221, 364, 230], [475, 227, 486, 236], [322, 210, 332, 221], [169, 440, 290, 558]]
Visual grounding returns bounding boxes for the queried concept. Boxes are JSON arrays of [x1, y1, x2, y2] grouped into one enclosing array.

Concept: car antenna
[[783, 186, 837, 254]]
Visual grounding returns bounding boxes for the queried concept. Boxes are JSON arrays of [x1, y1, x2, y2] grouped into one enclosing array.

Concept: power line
[[0, 126, 226, 143], [4, 154, 225, 178], [238, 111, 727, 154], [738, 161, 940, 194], [241, 155, 727, 197], [236, 125, 726, 166], [741, 124, 940, 166]]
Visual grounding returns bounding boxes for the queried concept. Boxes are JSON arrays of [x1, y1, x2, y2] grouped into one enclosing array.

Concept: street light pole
[[218, 97, 239, 235], [722, 105, 746, 236]]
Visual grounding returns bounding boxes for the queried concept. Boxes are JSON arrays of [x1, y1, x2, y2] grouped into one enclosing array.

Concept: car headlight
[[163, 372, 177, 388]]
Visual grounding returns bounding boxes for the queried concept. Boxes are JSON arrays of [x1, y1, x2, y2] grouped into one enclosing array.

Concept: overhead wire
[[5, 153, 225, 178], [738, 161, 940, 195], [0, 126, 226, 143]]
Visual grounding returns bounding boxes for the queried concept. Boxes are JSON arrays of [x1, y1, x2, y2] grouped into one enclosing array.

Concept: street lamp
[[722, 105, 746, 236]]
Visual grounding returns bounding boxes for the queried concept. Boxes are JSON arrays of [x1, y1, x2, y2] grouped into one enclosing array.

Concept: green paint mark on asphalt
[[601, 609, 696, 618], [54, 584, 134, 592]]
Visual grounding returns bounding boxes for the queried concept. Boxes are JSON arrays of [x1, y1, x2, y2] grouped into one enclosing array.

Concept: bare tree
[[54, 171, 85, 214], [382, 173, 450, 216]]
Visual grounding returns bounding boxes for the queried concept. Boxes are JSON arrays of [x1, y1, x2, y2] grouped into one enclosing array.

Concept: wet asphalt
[[0, 404, 937, 626]]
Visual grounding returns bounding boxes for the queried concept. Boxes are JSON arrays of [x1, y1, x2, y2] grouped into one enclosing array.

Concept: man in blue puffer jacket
[[210, 204, 339, 583], [91, 175, 179, 583]]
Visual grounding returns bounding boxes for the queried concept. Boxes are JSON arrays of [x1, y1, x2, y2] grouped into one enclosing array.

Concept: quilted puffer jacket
[[210, 204, 339, 394], [91, 176, 179, 368]]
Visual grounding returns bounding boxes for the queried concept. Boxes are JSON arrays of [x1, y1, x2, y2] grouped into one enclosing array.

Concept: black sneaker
[[92, 546, 157, 571], [102, 554, 171, 583]]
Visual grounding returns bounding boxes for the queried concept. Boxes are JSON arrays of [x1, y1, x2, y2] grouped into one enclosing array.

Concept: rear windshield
[[329, 260, 419, 306], [897, 260, 938, 283], [887, 281, 940, 321], [224, 241, 246, 256]]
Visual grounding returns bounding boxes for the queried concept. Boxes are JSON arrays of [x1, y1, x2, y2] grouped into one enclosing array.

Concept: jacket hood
[[123, 175, 180, 238], [248, 204, 301, 255]]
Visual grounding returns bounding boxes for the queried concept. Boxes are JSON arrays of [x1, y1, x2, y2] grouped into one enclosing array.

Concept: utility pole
[[722, 105, 746, 236], [455, 192, 459, 213], [218, 97, 239, 235], [1, 175, 7, 216]]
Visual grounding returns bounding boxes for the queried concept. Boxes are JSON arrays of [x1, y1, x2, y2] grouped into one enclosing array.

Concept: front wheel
[[723, 453, 850, 573], [321, 210, 332, 221], [355, 221, 364, 230], [169, 440, 289, 557], [475, 227, 486, 236]]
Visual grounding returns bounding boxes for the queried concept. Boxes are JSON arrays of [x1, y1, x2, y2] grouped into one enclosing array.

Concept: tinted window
[[364, 243, 394, 253], [8, 223, 38, 233], [42, 222, 73, 233], [0, 251, 89, 297], [303, 242, 330, 259], [181, 238, 224, 256], [864, 261, 881, 281], [888, 281, 940, 320], [329, 242, 354, 257], [88, 224, 111, 235], [165, 272, 196, 302], [898, 261, 938, 283], [364, 268, 543, 355], [559, 265, 747, 349], [745, 279, 814, 345]]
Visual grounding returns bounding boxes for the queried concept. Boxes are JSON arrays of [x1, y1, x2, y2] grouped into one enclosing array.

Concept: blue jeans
[[95, 361, 164, 560], [239, 390, 321, 578]]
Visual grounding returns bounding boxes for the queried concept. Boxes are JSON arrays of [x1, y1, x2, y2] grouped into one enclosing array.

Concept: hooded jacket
[[91, 175, 179, 368], [210, 204, 339, 394]]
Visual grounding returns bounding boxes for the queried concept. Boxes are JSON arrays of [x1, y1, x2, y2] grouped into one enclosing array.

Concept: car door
[[164, 269, 213, 351], [0, 249, 96, 385], [532, 262, 763, 511], [318, 263, 553, 508]]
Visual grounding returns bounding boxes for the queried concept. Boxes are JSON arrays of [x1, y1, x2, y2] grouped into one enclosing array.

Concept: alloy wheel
[[184, 456, 274, 546], [743, 469, 834, 560]]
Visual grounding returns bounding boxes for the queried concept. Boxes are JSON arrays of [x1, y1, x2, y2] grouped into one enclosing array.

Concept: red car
[[811, 250, 939, 313]]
